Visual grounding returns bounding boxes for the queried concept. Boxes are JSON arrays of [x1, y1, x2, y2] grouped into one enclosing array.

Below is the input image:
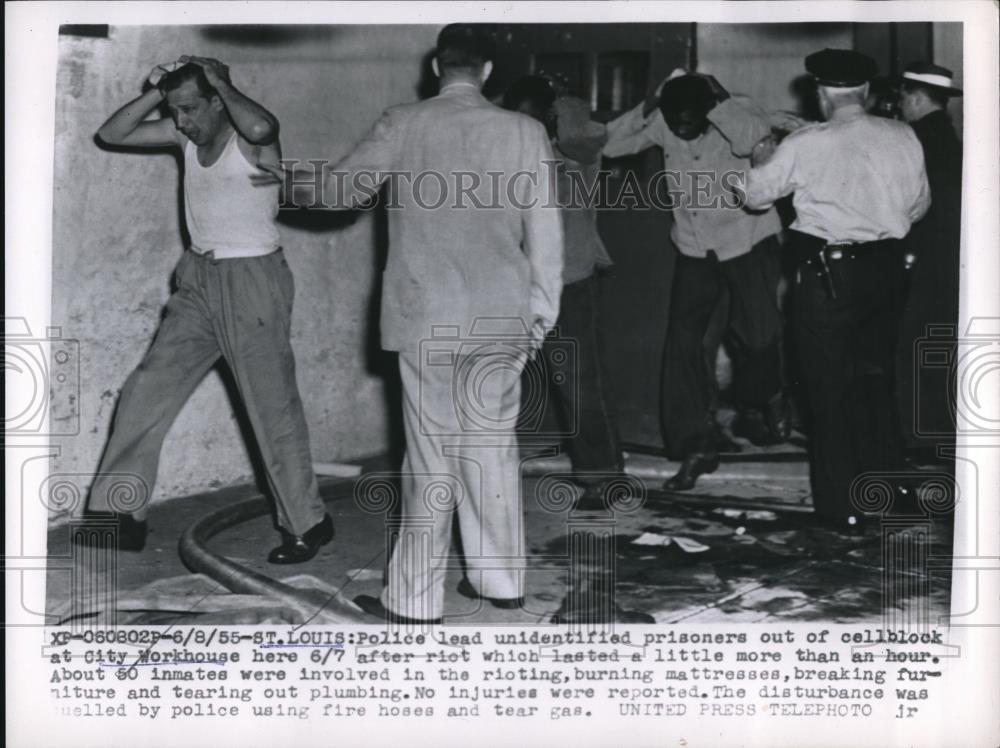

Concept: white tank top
[[183, 132, 280, 258]]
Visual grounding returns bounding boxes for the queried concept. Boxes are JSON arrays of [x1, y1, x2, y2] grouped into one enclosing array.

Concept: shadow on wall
[[274, 192, 405, 467], [198, 24, 360, 46]]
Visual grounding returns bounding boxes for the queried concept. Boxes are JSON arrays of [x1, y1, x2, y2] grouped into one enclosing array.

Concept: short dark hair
[[158, 62, 218, 99], [435, 24, 495, 73], [658, 75, 716, 119], [901, 80, 949, 109], [502, 76, 556, 115]]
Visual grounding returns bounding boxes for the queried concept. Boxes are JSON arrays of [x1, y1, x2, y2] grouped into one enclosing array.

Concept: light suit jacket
[[329, 82, 565, 354]]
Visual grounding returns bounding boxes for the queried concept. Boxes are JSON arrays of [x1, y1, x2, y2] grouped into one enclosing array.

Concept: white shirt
[[745, 104, 931, 243], [184, 132, 280, 258], [604, 96, 782, 261]]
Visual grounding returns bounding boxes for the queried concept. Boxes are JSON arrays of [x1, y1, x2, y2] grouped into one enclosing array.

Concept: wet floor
[[46, 454, 953, 626]]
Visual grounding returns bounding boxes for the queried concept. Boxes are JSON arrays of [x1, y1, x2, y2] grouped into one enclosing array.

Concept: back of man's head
[[817, 82, 868, 119], [159, 62, 217, 99], [503, 76, 555, 116], [435, 24, 496, 75], [658, 75, 716, 119]]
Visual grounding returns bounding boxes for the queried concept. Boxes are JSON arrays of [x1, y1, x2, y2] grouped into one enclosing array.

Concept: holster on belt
[[790, 231, 839, 300]]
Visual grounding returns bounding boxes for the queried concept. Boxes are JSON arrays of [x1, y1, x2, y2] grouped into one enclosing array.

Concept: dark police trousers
[[660, 235, 783, 459], [790, 231, 903, 519], [87, 250, 325, 535], [535, 275, 623, 477]]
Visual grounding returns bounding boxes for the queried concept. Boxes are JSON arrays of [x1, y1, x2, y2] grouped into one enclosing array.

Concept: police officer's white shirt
[[745, 103, 931, 243]]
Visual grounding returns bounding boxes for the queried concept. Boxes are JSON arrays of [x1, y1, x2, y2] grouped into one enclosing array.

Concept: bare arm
[[96, 85, 180, 148], [181, 56, 279, 145]]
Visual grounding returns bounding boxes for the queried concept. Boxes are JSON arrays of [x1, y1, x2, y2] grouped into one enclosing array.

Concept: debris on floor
[[631, 532, 710, 552]]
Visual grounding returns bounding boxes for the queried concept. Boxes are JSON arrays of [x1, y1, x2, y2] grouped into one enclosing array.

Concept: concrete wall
[[53, 25, 439, 507], [696, 23, 852, 113], [54, 22, 961, 511], [698, 22, 963, 135]]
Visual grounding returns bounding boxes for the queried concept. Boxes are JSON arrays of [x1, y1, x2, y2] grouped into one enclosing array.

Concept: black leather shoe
[[267, 513, 334, 565], [663, 452, 719, 492], [353, 594, 442, 625], [573, 477, 641, 512], [573, 482, 608, 512], [733, 396, 792, 446], [72, 512, 147, 552], [457, 577, 524, 610]]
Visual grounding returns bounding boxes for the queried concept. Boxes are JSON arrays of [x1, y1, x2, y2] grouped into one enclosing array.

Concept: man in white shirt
[[604, 72, 786, 491], [78, 57, 330, 564]]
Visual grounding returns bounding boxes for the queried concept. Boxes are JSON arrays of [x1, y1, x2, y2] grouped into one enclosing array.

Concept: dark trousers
[[790, 232, 903, 518], [541, 275, 623, 476], [660, 236, 783, 458], [895, 245, 960, 455]]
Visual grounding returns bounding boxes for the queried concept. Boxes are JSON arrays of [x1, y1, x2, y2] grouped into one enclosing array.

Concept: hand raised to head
[[178, 55, 231, 87], [147, 60, 183, 87]]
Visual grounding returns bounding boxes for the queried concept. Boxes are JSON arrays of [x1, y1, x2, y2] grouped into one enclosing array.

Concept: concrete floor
[[46, 452, 954, 626]]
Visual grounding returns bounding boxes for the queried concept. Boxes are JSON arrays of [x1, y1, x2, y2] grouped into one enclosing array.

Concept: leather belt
[[791, 232, 891, 300]]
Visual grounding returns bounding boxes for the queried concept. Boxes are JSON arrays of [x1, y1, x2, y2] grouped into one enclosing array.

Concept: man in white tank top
[[77, 58, 331, 564]]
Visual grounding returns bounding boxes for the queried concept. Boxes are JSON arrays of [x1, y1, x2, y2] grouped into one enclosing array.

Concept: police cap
[[805, 48, 877, 87]]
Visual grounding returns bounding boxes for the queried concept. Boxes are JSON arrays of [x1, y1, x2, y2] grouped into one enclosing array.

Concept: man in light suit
[[269, 25, 563, 623]]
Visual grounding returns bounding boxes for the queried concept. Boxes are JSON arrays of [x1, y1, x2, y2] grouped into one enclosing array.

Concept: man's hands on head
[[177, 55, 279, 145], [147, 61, 182, 88], [642, 68, 729, 118], [688, 72, 730, 103], [178, 55, 232, 88], [642, 68, 685, 118]]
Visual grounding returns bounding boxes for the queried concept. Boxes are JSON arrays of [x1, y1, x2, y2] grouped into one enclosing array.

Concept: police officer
[[895, 62, 963, 462], [744, 49, 931, 530]]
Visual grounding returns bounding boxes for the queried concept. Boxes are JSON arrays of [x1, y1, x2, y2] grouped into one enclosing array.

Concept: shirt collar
[[830, 103, 866, 122], [440, 80, 482, 96]]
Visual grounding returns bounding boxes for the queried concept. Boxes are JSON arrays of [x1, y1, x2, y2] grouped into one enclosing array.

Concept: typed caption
[[45, 625, 948, 724]]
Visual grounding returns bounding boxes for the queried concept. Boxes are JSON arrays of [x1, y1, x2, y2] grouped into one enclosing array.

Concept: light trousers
[[381, 348, 526, 620], [88, 250, 324, 535]]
